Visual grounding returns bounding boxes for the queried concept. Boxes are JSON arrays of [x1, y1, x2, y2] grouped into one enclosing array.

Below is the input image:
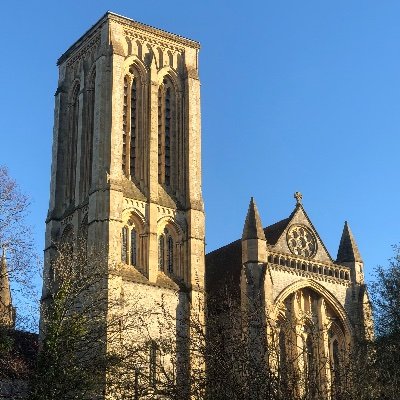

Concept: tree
[[0, 166, 39, 399], [0, 166, 36, 291], [29, 242, 113, 400], [29, 240, 181, 400], [367, 245, 400, 399]]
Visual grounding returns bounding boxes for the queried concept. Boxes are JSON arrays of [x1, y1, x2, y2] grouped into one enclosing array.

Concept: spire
[[0, 246, 14, 328], [336, 221, 363, 263], [242, 197, 265, 241]]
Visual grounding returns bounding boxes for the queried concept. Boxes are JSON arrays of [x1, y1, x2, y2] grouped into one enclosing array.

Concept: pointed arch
[[273, 279, 354, 343], [121, 209, 147, 269], [156, 67, 182, 91], [122, 58, 148, 183], [157, 71, 181, 189], [157, 216, 183, 277]]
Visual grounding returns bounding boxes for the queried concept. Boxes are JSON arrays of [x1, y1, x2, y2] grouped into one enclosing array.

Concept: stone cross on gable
[[294, 191, 303, 205]]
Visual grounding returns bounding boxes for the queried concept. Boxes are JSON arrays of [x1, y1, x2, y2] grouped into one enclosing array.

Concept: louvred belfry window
[[158, 88, 162, 183], [66, 84, 80, 205], [165, 87, 171, 186], [158, 77, 175, 187], [122, 70, 141, 180], [122, 77, 128, 175], [130, 78, 137, 178]]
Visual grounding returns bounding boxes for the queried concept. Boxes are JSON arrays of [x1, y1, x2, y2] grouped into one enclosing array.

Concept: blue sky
[[2, 0, 400, 295]]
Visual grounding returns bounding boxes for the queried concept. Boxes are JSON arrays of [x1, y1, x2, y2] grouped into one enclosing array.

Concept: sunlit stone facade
[[43, 12, 204, 398]]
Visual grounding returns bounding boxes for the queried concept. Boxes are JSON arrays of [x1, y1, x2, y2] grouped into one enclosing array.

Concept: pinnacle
[[0, 247, 13, 319], [242, 197, 266, 241], [336, 221, 363, 263]]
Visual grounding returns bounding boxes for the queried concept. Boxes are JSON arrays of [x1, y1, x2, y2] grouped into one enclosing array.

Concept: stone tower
[[43, 11, 204, 396]]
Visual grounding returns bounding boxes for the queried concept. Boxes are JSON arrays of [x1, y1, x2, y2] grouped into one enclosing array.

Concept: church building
[[41, 11, 373, 399]]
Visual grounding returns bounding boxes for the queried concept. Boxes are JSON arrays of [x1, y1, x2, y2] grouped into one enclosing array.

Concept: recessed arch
[[61, 224, 74, 242], [156, 215, 183, 238], [122, 208, 146, 233], [157, 67, 182, 92], [272, 278, 354, 341], [123, 56, 148, 82]]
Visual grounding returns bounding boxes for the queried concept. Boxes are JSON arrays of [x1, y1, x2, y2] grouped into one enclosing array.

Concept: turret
[[242, 197, 267, 264], [336, 221, 364, 284], [0, 247, 16, 328]]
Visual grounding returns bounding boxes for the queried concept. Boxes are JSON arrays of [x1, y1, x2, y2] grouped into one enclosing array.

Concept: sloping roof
[[264, 217, 291, 245], [206, 239, 242, 295], [205, 216, 291, 295]]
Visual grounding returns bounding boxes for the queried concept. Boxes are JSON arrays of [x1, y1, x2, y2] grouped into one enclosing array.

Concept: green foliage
[[28, 243, 108, 400]]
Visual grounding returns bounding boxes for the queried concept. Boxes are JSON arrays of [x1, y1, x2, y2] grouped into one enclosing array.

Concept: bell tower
[[43, 12, 205, 396], [44, 11, 204, 288]]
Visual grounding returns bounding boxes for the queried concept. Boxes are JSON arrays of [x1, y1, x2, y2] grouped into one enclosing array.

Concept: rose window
[[286, 225, 317, 258]]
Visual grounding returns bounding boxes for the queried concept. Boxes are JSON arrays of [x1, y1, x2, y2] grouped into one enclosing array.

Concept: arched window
[[158, 77, 175, 187], [121, 223, 141, 268], [66, 84, 80, 205], [122, 68, 142, 180], [158, 232, 176, 274], [130, 78, 137, 178], [130, 228, 137, 266], [167, 235, 174, 273], [165, 87, 171, 186], [121, 226, 128, 264], [158, 234, 164, 271], [122, 77, 128, 175]]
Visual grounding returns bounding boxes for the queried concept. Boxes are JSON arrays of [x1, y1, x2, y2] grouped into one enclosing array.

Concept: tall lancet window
[[158, 229, 176, 275], [167, 235, 174, 273], [130, 78, 137, 178], [122, 77, 128, 175], [158, 234, 165, 271], [121, 226, 128, 264], [165, 87, 171, 186], [83, 70, 95, 199], [122, 68, 142, 180], [130, 228, 137, 266], [66, 84, 80, 205], [158, 78, 175, 187]]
